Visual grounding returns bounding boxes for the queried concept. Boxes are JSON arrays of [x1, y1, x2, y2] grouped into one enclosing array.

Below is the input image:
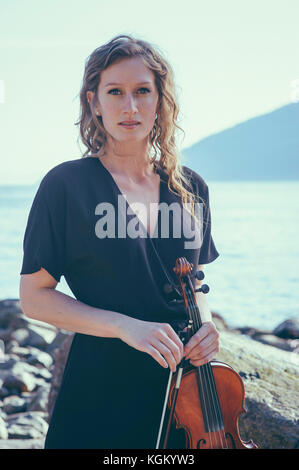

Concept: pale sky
[[0, 0, 298, 184]]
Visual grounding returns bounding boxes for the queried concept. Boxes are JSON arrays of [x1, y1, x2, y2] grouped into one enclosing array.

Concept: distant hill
[[181, 102, 299, 181]]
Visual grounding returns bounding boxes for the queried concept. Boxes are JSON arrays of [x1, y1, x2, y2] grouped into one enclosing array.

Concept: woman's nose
[[123, 94, 138, 113]]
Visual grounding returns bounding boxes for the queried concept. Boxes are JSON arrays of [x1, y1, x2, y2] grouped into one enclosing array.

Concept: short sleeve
[[20, 169, 66, 283], [197, 183, 220, 265]]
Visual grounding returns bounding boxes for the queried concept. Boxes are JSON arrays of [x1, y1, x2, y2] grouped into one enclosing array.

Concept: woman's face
[[88, 56, 159, 144]]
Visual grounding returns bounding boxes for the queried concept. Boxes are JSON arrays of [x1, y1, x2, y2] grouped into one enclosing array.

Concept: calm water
[[0, 181, 298, 330]]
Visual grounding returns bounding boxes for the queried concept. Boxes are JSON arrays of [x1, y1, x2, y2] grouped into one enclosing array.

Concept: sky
[[0, 0, 298, 184]]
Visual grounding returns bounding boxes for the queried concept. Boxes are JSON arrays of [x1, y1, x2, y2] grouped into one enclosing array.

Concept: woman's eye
[[108, 88, 150, 95], [138, 88, 150, 94]]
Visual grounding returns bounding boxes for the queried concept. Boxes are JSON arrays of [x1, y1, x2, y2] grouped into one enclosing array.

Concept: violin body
[[169, 360, 258, 449]]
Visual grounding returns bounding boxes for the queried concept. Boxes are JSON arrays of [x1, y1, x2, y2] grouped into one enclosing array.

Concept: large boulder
[[216, 330, 299, 449], [273, 318, 299, 339]]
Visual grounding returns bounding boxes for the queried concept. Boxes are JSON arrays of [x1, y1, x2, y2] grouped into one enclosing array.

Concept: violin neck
[[189, 303, 203, 335]]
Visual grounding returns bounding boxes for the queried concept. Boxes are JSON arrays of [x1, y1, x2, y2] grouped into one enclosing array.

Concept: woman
[[19, 34, 220, 449]]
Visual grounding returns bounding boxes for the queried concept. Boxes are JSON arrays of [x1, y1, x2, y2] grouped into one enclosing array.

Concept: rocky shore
[[0, 299, 298, 449]]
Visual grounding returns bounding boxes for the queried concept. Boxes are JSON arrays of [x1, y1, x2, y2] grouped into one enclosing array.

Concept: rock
[[1, 358, 51, 382], [2, 371, 36, 393], [253, 333, 297, 352], [10, 329, 30, 346], [46, 330, 73, 356], [6, 411, 48, 439], [27, 385, 50, 413], [0, 328, 13, 342], [0, 299, 23, 329], [47, 334, 73, 420], [0, 356, 18, 370], [273, 318, 299, 339], [231, 324, 298, 354], [216, 331, 299, 449], [10, 326, 57, 351], [233, 326, 270, 337], [5, 344, 54, 369], [5, 344, 29, 356], [0, 387, 10, 400], [0, 438, 44, 448], [3, 395, 27, 414], [0, 416, 8, 439], [26, 348, 53, 369], [25, 324, 57, 350], [0, 360, 51, 393]]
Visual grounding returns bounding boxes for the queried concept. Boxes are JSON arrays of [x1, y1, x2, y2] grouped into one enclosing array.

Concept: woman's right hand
[[118, 316, 185, 372]]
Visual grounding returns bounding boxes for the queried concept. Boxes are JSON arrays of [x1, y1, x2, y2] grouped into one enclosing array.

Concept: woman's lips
[[119, 123, 140, 129]]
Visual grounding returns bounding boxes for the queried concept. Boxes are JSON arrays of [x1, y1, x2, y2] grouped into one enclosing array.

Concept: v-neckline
[[93, 156, 163, 239]]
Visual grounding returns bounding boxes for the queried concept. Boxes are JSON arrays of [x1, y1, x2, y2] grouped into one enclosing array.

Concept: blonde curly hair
[[75, 34, 205, 223]]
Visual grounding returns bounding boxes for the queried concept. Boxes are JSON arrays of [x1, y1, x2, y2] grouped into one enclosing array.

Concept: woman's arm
[[20, 268, 129, 339], [195, 290, 213, 324], [19, 267, 185, 372]]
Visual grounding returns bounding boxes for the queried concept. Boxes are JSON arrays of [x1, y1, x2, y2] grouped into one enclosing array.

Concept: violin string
[[187, 288, 226, 449], [189, 292, 227, 449], [205, 362, 228, 447], [190, 299, 223, 448], [187, 289, 221, 448], [189, 294, 224, 449], [205, 363, 227, 448], [189, 289, 228, 448], [185, 288, 214, 448], [185, 288, 213, 446]]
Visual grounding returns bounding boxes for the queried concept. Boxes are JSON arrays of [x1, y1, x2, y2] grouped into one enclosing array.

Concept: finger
[[166, 323, 185, 359], [160, 324, 185, 362], [185, 333, 218, 359], [184, 324, 211, 355], [189, 348, 219, 367], [187, 340, 219, 361], [150, 338, 178, 372], [185, 325, 219, 357], [147, 344, 169, 369]]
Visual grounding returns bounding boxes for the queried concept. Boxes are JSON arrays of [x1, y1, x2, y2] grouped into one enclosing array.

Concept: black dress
[[20, 156, 220, 448]]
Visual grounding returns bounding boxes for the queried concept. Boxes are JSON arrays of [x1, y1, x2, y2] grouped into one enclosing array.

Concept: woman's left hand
[[183, 321, 220, 367]]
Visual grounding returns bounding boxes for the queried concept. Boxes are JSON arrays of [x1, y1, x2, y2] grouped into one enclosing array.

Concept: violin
[[156, 257, 258, 449]]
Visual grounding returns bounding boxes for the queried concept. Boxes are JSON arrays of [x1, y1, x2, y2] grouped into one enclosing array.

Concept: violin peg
[[195, 284, 210, 294], [199, 284, 210, 294], [195, 270, 205, 281]]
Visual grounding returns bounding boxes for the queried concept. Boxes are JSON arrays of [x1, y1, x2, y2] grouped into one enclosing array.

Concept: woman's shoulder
[[42, 157, 91, 179], [38, 157, 96, 189]]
